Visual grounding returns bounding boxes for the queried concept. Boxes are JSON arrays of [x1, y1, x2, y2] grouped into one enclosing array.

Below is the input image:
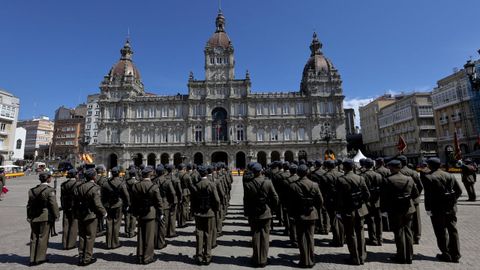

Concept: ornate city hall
[[96, 11, 347, 169]]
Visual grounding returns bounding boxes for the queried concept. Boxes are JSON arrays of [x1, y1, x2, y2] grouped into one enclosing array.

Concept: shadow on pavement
[[95, 251, 137, 264], [0, 254, 30, 266]]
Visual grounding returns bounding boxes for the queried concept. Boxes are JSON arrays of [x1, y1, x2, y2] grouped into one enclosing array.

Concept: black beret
[[186, 164, 192, 170], [359, 158, 366, 166], [251, 163, 263, 173], [139, 164, 146, 170], [84, 168, 97, 179], [299, 159, 306, 165], [96, 164, 106, 172], [289, 164, 298, 171], [375, 157, 384, 163], [206, 165, 214, 173], [387, 159, 402, 168], [142, 166, 154, 175], [364, 158, 374, 167], [111, 167, 120, 174], [298, 164, 309, 175], [39, 172, 51, 182], [427, 157, 441, 166], [314, 160, 322, 166], [342, 159, 355, 167], [128, 168, 137, 176], [397, 155, 407, 164], [336, 159, 343, 166], [177, 163, 186, 170], [324, 160, 336, 168], [67, 169, 77, 178], [166, 164, 174, 171], [197, 165, 207, 175], [155, 164, 165, 173], [282, 162, 290, 169]]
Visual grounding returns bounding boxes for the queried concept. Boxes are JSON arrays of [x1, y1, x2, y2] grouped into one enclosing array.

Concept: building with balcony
[[359, 94, 397, 157], [51, 105, 86, 162], [0, 89, 20, 164], [17, 116, 54, 160], [377, 92, 437, 164], [12, 127, 26, 160], [432, 68, 479, 164], [95, 11, 347, 169], [85, 94, 100, 150]]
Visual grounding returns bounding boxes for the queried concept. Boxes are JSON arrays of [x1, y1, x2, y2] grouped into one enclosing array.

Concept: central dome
[[303, 32, 334, 74], [107, 39, 141, 81]]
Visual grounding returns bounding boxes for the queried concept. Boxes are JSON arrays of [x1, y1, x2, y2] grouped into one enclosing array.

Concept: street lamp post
[[464, 51, 480, 91]]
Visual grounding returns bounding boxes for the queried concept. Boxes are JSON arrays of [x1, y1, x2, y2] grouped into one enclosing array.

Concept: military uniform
[[74, 173, 107, 266], [322, 163, 345, 246], [461, 161, 477, 201], [166, 168, 182, 237], [243, 164, 279, 267], [399, 157, 423, 244], [361, 166, 384, 246], [423, 160, 462, 263], [124, 171, 138, 238], [101, 175, 130, 249], [284, 168, 300, 246], [95, 173, 108, 236], [278, 165, 291, 236], [153, 168, 177, 249], [309, 164, 329, 234], [27, 179, 60, 265], [178, 169, 192, 227], [288, 166, 323, 268], [336, 166, 370, 265], [131, 171, 163, 264], [191, 168, 220, 265], [212, 170, 226, 243], [60, 172, 81, 249], [382, 167, 419, 264]]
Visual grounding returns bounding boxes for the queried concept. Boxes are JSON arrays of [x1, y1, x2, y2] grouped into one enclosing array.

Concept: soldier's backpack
[[131, 183, 155, 217], [251, 180, 267, 216], [27, 186, 49, 220], [441, 177, 457, 210], [73, 184, 96, 219], [392, 181, 412, 213]]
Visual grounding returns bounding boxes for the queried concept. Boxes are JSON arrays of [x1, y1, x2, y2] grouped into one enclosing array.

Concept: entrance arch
[[211, 151, 228, 165], [212, 107, 228, 142], [108, 153, 118, 170], [236, 151, 246, 169], [298, 150, 307, 162], [173, 152, 183, 166], [160, 153, 169, 165], [284, 150, 294, 162], [147, 153, 156, 167], [257, 151, 267, 168], [271, 151, 281, 162], [194, 152, 204, 165], [133, 153, 143, 167]]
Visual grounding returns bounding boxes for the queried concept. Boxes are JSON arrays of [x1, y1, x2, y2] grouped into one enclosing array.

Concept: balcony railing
[[439, 119, 448, 125]]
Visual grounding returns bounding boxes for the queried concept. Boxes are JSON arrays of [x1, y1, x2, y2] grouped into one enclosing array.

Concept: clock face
[[209, 69, 226, 80]]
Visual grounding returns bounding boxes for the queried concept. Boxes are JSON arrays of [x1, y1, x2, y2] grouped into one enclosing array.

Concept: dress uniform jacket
[[74, 181, 106, 264], [124, 175, 138, 238], [192, 176, 220, 264], [27, 183, 60, 264], [382, 171, 419, 263], [131, 178, 163, 264], [153, 174, 177, 249], [461, 163, 477, 201], [243, 176, 279, 266], [361, 169, 384, 246], [336, 171, 370, 265], [375, 166, 391, 178], [400, 166, 423, 243], [60, 178, 81, 249], [102, 176, 130, 249], [288, 176, 323, 267], [178, 171, 193, 227], [166, 172, 182, 237]]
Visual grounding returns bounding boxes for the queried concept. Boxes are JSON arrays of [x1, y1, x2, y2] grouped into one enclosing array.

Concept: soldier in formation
[[460, 158, 477, 201], [60, 168, 81, 250]]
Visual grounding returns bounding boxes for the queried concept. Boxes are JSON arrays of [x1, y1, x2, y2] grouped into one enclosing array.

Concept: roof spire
[[120, 37, 133, 60], [309, 32, 323, 56], [215, 9, 226, 32], [218, 0, 222, 12]]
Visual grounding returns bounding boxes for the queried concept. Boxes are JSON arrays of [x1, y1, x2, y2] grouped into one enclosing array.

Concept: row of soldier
[[27, 162, 233, 266], [242, 155, 466, 267]]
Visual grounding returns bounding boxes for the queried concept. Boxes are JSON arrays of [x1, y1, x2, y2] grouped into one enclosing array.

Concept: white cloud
[[343, 97, 374, 128]]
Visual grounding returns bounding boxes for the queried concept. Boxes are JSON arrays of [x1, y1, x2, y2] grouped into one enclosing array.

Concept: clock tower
[[205, 10, 235, 81]]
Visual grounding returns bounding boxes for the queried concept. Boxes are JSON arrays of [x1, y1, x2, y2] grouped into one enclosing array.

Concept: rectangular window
[[257, 129, 264, 141], [136, 107, 143, 118], [161, 107, 168, 117], [149, 107, 155, 118], [270, 103, 277, 115], [256, 104, 263, 115], [174, 132, 181, 142], [296, 103, 304, 115], [283, 103, 290, 115], [0, 123, 6, 131], [298, 128, 305, 141], [284, 128, 291, 141], [271, 128, 278, 141]]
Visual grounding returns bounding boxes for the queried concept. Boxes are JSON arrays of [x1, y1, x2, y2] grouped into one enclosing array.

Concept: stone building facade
[[432, 69, 479, 164], [95, 11, 347, 169], [377, 92, 437, 164], [51, 105, 87, 162], [17, 116, 54, 160]]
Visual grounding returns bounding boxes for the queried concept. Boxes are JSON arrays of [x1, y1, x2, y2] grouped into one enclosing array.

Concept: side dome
[[107, 39, 142, 82]]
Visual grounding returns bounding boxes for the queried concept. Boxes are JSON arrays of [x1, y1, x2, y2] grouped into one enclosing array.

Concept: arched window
[[16, 139, 22, 149], [194, 125, 203, 142]]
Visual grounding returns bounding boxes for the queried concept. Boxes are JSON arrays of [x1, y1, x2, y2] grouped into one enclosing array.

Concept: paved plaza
[[0, 174, 479, 269]]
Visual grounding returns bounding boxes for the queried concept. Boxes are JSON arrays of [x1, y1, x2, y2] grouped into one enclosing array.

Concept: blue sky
[[1, 0, 480, 122]]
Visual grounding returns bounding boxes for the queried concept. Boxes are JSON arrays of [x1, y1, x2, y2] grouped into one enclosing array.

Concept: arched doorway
[[194, 152, 204, 165], [236, 151, 246, 169], [108, 153, 118, 170], [271, 151, 280, 162], [284, 151, 294, 162], [212, 107, 228, 142], [173, 152, 183, 166], [257, 151, 267, 168], [211, 151, 228, 165], [160, 153, 169, 165], [298, 150, 307, 162], [133, 153, 143, 167], [324, 149, 336, 160], [147, 153, 156, 167]]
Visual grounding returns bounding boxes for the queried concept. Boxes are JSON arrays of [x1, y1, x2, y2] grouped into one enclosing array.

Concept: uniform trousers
[[296, 219, 316, 267], [124, 211, 137, 238], [463, 181, 476, 201], [78, 218, 97, 264], [251, 218, 271, 266], [30, 221, 50, 264], [137, 218, 156, 264], [390, 212, 413, 263], [342, 213, 366, 264], [327, 206, 344, 246], [62, 210, 78, 249], [167, 204, 177, 237], [412, 204, 421, 243], [155, 209, 169, 249], [366, 205, 382, 245], [431, 213, 461, 261], [106, 207, 122, 249], [195, 216, 215, 263]]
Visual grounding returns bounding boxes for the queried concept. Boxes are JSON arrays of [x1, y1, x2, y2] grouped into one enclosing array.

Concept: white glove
[[336, 214, 342, 219], [381, 212, 388, 217], [160, 215, 165, 220], [426, 211, 432, 217]]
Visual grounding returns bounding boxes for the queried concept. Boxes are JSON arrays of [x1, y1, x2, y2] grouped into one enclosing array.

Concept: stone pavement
[[0, 174, 479, 269]]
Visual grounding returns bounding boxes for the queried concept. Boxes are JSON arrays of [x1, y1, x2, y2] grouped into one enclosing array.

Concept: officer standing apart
[[60, 168, 81, 250], [130, 166, 164, 265], [460, 158, 477, 201], [243, 163, 279, 267], [73, 168, 107, 266], [423, 157, 462, 263], [335, 159, 370, 265], [382, 159, 419, 264], [289, 164, 323, 268], [102, 167, 130, 249], [191, 165, 220, 265], [27, 172, 60, 266]]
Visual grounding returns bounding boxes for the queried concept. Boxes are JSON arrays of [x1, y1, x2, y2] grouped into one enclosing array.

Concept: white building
[[85, 94, 100, 147], [0, 89, 20, 164], [13, 127, 26, 160]]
